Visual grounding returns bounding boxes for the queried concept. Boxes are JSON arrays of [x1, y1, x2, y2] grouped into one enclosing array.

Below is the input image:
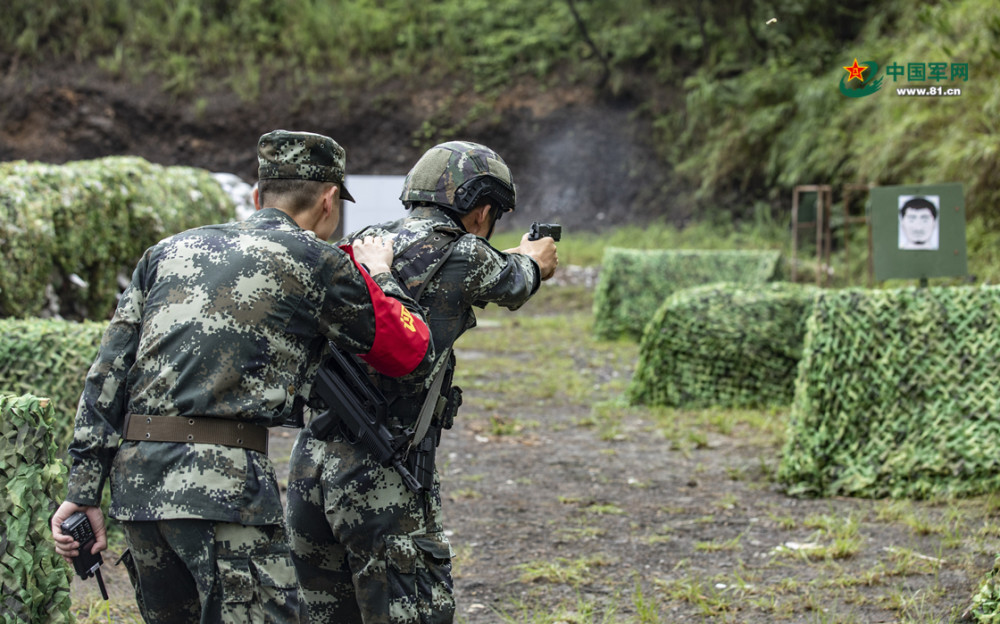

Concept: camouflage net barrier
[[0, 394, 72, 624], [0, 156, 235, 319], [627, 282, 817, 409], [967, 555, 1000, 622], [779, 285, 1000, 499], [0, 319, 105, 451], [592, 248, 783, 340]]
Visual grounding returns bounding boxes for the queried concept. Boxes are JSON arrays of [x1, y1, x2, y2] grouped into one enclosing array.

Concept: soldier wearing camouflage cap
[[286, 140, 558, 623], [257, 128, 357, 201], [52, 130, 435, 623]]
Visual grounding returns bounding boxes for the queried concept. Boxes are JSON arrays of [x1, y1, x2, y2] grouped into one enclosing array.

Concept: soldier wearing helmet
[[287, 141, 557, 623]]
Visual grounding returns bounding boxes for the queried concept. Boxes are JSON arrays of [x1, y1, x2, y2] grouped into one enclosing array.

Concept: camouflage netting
[[779, 285, 1000, 499], [0, 156, 235, 320], [0, 394, 72, 624], [0, 319, 105, 451], [627, 282, 817, 409], [592, 248, 783, 340], [967, 555, 1000, 623]]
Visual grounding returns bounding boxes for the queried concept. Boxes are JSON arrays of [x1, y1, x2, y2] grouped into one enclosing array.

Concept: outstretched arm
[[503, 232, 558, 281]]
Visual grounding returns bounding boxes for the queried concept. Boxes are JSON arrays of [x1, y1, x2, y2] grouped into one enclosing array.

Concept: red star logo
[[843, 58, 868, 83]]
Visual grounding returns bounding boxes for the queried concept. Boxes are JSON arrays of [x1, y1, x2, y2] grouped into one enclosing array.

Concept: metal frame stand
[[791, 185, 833, 286]]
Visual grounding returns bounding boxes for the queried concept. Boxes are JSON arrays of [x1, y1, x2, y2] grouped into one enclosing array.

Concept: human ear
[[478, 204, 493, 226]]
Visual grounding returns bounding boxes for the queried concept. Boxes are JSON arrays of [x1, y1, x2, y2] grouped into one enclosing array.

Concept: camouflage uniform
[[64, 131, 432, 623], [287, 204, 540, 623]]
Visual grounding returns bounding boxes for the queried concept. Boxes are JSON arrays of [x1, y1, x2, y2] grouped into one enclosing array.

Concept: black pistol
[[61, 512, 108, 600], [528, 222, 561, 241]]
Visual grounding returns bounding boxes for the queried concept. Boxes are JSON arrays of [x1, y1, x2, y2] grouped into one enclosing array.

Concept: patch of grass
[[774, 537, 861, 562], [653, 575, 736, 617], [73, 599, 143, 624], [493, 591, 620, 624], [884, 546, 945, 576], [645, 405, 787, 455], [555, 525, 607, 542], [449, 488, 483, 501], [694, 534, 743, 552], [451, 542, 474, 579], [724, 464, 747, 481], [882, 585, 949, 622], [875, 498, 913, 523], [748, 594, 795, 618], [557, 497, 626, 517], [766, 510, 798, 530], [804, 510, 861, 539], [714, 492, 739, 510], [488, 414, 525, 436], [902, 511, 941, 537], [583, 503, 626, 516], [514, 555, 613, 587], [579, 401, 628, 441], [632, 579, 663, 624]]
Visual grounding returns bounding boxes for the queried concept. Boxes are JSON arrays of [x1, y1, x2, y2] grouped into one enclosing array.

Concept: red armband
[[340, 244, 430, 377]]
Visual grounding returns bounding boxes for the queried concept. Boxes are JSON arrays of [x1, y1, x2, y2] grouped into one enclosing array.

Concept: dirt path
[[70, 280, 996, 623]]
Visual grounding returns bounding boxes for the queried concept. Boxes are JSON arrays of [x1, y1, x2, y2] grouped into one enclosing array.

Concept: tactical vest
[[357, 222, 465, 434], [391, 224, 463, 302]]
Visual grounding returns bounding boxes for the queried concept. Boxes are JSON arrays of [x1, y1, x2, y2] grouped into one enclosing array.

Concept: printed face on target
[[898, 196, 939, 250]]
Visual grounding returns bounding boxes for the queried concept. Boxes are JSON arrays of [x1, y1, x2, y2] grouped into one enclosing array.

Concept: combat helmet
[[400, 141, 516, 216]]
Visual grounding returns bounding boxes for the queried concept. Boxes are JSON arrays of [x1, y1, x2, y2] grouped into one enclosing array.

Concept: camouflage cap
[[257, 130, 355, 202]]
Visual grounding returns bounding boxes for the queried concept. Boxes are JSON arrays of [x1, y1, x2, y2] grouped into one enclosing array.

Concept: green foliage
[[0, 394, 73, 624], [592, 248, 783, 340], [629, 282, 817, 409], [965, 217, 1000, 284], [0, 0, 587, 97], [968, 555, 1000, 623], [843, 0, 1000, 226], [6, 0, 1000, 229], [665, 0, 1000, 224], [0, 319, 105, 451], [0, 156, 234, 319], [493, 216, 788, 267], [779, 285, 1000, 499]]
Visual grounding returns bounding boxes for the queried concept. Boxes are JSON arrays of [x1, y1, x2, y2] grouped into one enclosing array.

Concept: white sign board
[[341, 175, 408, 235]]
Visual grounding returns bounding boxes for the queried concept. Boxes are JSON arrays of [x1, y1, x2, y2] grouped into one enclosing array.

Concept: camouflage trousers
[[119, 519, 299, 623], [286, 426, 455, 624]]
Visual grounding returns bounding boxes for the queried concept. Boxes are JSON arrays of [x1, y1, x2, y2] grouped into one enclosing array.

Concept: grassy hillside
[[3, 0, 997, 227]]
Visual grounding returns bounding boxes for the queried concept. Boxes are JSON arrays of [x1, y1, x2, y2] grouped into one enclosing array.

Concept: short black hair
[[900, 197, 937, 219], [258, 178, 331, 214]]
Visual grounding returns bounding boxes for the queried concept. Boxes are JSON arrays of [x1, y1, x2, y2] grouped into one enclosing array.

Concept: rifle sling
[[408, 347, 453, 448], [124, 414, 268, 454], [371, 226, 459, 450], [348, 225, 461, 450]]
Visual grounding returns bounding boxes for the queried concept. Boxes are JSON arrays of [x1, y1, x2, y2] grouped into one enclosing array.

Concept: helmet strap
[[484, 204, 504, 240]]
